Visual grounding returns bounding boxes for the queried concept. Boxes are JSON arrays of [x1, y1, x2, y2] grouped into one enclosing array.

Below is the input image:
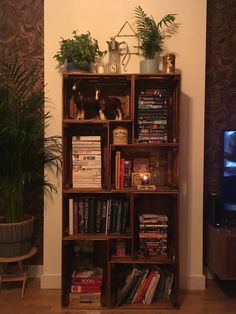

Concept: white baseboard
[[40, 273, 61, 289], [29, 266, 206, 290], [180, 273, 206, 290]]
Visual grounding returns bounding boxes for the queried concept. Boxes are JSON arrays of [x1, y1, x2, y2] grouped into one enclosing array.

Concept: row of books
[[139, 214, 168, 256], [72, 135, 102, 188], [115, 266, 174, 306], [115, 151, 132, 189], [137, 89, 169, 144], [68, 197, 130, 235], [69, 267, 103, 307]]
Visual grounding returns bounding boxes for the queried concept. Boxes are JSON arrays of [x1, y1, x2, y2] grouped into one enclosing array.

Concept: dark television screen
[[223, 130, 236, 212]]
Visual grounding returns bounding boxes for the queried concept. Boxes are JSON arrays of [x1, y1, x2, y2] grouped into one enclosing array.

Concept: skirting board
[[40, 273, 61, 289], [29, 266, 206, 290], [180, 273, 206, 290], [28, 265, 60, 289]]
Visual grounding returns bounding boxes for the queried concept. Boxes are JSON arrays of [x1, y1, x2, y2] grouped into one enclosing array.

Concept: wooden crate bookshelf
[[61, 73, 181, 309]]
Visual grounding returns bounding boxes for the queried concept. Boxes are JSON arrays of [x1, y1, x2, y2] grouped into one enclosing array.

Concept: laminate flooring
[[0, 278, 236, 314]]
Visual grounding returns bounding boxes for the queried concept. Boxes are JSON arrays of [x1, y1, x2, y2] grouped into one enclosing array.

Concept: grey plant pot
[[140, 59, 158, 74], [0, 215, 34, 257], [67, 62, 91, 72]]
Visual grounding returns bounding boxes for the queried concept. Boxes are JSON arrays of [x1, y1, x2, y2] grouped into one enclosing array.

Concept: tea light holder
[[141, 173, 150, 185]]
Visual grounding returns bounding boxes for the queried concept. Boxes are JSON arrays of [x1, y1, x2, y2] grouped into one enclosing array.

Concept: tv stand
[[206, 224, 236, 280]]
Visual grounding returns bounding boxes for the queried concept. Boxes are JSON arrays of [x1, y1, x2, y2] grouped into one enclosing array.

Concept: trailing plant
[[0, 60, 61, 223], [134, 6, 176, 59], [54, 30, 106, 68]]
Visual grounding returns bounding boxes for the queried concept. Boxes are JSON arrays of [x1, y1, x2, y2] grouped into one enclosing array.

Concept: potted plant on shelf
[[54, 30, 106, 72], [0, 60, 61, 257], [134, 5, 177, 73]]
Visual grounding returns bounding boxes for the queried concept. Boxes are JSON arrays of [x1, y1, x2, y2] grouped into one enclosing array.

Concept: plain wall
[[42, 0, 206, 290]]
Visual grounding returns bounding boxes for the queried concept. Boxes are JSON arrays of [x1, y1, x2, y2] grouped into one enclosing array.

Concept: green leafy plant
[[53, 31, 106, 68], [134, 6, 177, 59], [0, 60, 61, 223]]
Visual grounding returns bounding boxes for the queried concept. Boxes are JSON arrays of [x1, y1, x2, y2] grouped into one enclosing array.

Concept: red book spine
[[120, 158, 125, 189], [71, 277, 103, 286], [71, 285, 101, 293], [134, 270, 155, 303]]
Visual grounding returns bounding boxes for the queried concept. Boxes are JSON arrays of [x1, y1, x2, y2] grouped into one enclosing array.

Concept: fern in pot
[[0, 60, 61, 257], [134, 5, 176, 73]]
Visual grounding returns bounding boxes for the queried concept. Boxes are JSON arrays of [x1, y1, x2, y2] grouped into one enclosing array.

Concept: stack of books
[[137, 89, 169, 143], [69, 267, 103, 307], [139, 214, 168, 256], [72, 135, 102, 188]]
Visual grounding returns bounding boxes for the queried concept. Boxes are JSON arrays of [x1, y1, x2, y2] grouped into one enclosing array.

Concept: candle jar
[[141, 174, 150, 185], [113, 126, 128, 144]]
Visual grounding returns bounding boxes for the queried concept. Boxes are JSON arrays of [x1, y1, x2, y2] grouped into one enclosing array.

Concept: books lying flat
[[71, 284, 101, 293], [72, 267, 103, 286], [69, 292, 101, 307]]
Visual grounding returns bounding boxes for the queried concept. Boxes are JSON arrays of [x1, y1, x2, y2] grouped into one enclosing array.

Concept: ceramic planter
[[0, 215, 34, 257], [140, 59, 158, 74]]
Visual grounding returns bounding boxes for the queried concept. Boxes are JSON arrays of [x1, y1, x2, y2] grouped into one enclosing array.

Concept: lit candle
[[141, 174, 150, 185]]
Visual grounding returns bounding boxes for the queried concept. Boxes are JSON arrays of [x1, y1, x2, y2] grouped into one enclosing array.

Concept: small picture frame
[[131, 172, 150, 186]]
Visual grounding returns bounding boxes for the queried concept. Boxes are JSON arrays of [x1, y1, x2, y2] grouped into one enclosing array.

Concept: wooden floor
[[0, 278, 236, 314]]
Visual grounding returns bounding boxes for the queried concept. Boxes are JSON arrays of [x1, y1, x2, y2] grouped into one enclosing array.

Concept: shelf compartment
[[110, 145, 179, 190], [133, 194, 179, 262], [63, 74, 132, 121], [109, 263, 178, 308], [62, 239, 108, 308]]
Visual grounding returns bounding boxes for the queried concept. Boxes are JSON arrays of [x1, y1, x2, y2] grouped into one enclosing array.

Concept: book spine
[[115, 151, 121, 189], [101, 199, 107, 233], [95, 199, 102, 233], [120, 158, 125, 189], [78, 197, 85, 233], [69, 198, 74, 235], [121, 199, 129, 233], [71, 285, 101, 293], [106, 199, 112, 234], [135, 270, 155, 304], [71, 277, 103, 286], [84, 198, 89, 233], [88, 197, 96, 233], [73, 198, 78, 234]]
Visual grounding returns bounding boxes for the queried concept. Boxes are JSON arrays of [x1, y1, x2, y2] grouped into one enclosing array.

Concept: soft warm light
[[141, 174, 150, 185]]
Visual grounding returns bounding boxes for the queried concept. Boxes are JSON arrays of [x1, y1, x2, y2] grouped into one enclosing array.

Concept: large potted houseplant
[[54, 30, 106, 72], [0, 60, 61, 257], [134, 6, 176, 73]]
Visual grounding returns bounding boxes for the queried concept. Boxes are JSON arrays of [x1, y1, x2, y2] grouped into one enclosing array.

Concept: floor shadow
[[214, 276, 236, 298]]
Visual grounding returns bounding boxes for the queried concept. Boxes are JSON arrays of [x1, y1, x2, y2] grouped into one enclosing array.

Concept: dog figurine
[[75, 88, 123, 121]]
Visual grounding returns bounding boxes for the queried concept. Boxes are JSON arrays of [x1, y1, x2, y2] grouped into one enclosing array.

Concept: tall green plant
[[0, 60, 61, 223], [134, 6, 176, 59]]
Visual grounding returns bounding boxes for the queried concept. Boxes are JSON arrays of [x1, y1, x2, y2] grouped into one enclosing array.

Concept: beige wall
[[43, 0, 207, 290]]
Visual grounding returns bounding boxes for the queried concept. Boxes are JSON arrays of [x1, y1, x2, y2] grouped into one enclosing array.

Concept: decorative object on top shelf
[[163, 53, 176, 73], [54, 31, 107, 72], [134, 6, 177, 73], [106, 37, 129, 73], [0, 60, 61, 257]]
